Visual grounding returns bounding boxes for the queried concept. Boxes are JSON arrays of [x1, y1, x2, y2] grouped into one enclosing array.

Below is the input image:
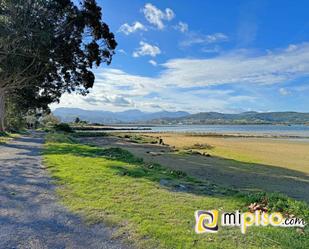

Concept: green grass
[[211, 147, 263, 164], [45, 132, 77, 143], [44, 133, 308, 249], [72, 131, 109, 137], [0, 131, 21, 144], [0, 132, 10, 144], [114, 133, 159, 144], [0, 137, 10, 144]]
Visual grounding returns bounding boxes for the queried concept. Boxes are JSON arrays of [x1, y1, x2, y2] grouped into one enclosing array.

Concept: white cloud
[[279, 88, 290, 96], [161, 43, 309, 86], [175, 21, 188, 33], [294, 84, 309, 92], [118, 21, 147, 35], [149, 60, 158, 66], [52, 43, 309, 112], [142, 3, 175, 29], [117, 49, 127, 55], [286, 44, 298, 52], [201, 45, 221, 53], [207, 33, 229, 43], [133, 41, 161, 57], [83, 95, 133, 106], [102, 96, 133, 106], [181, 32, 228, 47]]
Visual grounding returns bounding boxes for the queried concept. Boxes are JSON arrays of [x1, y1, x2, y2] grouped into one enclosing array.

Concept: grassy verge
[[0, 132, 10, 144], [43, 133, 308, 249], [0, 131, 21, 144]]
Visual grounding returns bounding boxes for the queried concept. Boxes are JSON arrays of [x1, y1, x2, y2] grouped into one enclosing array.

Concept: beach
[[143, 132, 309, 174]]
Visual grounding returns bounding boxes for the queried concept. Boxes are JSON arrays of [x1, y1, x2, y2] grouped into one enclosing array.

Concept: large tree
[[0, 0, 117, 130]]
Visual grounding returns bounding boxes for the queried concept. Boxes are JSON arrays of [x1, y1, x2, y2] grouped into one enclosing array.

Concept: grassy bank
[[112, 132, 159, 144], [0, 131, 20, 144], [43, 133, 308, 249]]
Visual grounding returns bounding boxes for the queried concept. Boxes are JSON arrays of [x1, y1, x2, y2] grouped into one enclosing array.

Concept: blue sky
[[52, 0, 309, 113]]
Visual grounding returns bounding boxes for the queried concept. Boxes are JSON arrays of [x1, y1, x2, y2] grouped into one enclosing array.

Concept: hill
[[149, 111, 309, 125], [53, 108, 189, 124]]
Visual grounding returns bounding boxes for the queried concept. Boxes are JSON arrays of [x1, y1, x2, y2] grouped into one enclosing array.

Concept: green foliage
[[53, 123, 74, 133], [0, 131, 9, 143], [96, 147, 144, 164], [115, 133, 158, 144], [45, 133, 76, 144], [1, 0, 117, 92], [0, 131, 8, 137], [73, 131, 108, 137], [184, 143, 214, 150], [4, 98, 26, 131], [244, 192, 309, 220], [0, 131, 21, 143], [0, 0, 117, 131], [40, 114, 60, 127], [74, 117, 80, 124]]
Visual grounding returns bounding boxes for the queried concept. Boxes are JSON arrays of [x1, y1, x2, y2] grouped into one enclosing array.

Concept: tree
[[0, 0, 117, 130], [5, 98, 26, 131], [2, 86, 56, 130], [40, 113, 60, 127], [75, 117, 81, 124]]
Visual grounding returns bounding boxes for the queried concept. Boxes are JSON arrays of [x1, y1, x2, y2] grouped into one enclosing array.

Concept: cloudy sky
[[51, 0, 309, 113]]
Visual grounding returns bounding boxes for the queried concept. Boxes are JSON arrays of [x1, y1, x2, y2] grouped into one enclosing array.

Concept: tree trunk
[[0, 88, 6, 131]]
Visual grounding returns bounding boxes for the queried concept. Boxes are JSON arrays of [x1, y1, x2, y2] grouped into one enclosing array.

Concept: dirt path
[[0, 133, 128, 249], [81, 136, 309, 203]]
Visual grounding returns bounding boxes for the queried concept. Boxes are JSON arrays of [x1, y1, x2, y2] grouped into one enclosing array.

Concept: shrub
[[40, 114, 60, 127], [244, 192, 309, 219], [0, 131, 8, 137], [184, 143, 214, 150], [54, 123, 74, 133], [73, 132, 108, 137], [45, 133, 76, 144], [99, 147, 143, 164]]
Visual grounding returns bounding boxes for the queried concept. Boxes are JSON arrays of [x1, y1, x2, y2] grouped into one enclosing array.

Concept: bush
[[73, 132, 108, 137], [54, 123, 74, 133], [244, 192, 309, 219], [0, 131, 8, 137], [40, 114, 60, 127], [184, 143, 214, 150], [45, 133, 76, 144], [99, 147, 143, 164]]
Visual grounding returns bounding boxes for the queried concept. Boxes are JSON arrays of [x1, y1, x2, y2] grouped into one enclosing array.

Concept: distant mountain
[[149, 111, 309, 125], [53, 108, 309, 125], [53, 108, 189, 124]]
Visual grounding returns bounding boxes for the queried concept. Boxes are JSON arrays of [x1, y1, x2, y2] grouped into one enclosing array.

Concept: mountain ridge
[[150, 111, 309, 125], [53, 108, 309, 124], [53, 108, 190, 123]]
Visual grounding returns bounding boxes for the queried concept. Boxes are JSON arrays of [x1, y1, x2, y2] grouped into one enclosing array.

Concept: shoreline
[[76, 129, 309, 140], [149, 131, 309, 139], [72, 124, 309, 139], [113, 130, 309, 140]]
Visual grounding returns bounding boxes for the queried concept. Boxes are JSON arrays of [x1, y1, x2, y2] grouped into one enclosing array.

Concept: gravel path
[[0, 133, 128, 249]]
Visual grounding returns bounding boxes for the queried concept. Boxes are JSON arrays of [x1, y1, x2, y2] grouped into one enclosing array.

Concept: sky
[[51, 0, 309, 113]]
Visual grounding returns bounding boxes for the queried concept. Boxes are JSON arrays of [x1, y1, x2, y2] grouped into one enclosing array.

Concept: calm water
[[132, 124, 309, 137]]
